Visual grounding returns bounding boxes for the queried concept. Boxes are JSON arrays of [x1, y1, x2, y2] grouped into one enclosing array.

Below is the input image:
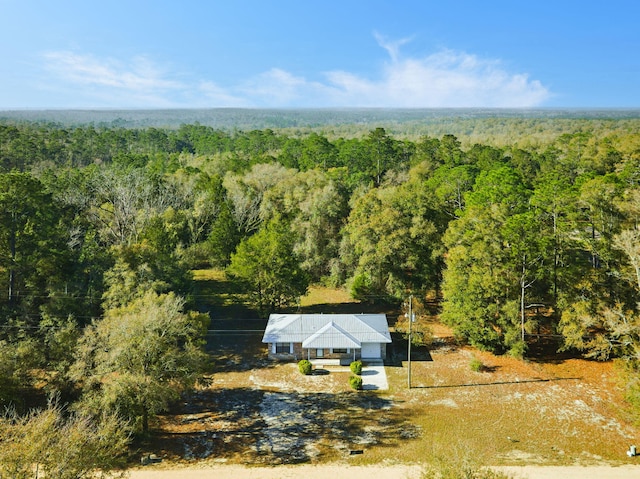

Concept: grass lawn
[[145, 270, 640, 468]]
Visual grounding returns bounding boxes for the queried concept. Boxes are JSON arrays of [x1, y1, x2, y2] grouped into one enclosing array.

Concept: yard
[[139, 271, 640, 470]]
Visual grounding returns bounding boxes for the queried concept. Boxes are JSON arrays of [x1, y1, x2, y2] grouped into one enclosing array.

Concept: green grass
[[192, 268, 257, 319]]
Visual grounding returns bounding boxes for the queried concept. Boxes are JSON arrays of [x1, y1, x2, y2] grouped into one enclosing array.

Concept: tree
[[299, 133, 338, 171], [530, 172, 579, 303], [0, 172, 68, 319], [228, 218, 309, 315], [223, 163, 294, 237], [72, 292, 209, 434], [341, 172, 444, 299], [366, 127, 397, 185], [559, 301, 640, 360], [614, 228, 640, 292], [441, 167, 539, 355], [426, 164, 478, 218], [260, 169, 348, 281], [0, 400, 129, 479]]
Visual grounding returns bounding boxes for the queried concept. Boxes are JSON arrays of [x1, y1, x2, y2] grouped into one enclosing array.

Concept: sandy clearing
[[498, 465, 640, 478], [128, 464, 640, 479], [128, 464, 423, 479]]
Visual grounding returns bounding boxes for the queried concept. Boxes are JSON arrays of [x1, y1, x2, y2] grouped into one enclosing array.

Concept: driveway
[[361, 360, 388, 390]]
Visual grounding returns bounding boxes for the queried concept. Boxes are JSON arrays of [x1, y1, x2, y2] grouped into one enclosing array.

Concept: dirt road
[[129, 464, 640, 479]]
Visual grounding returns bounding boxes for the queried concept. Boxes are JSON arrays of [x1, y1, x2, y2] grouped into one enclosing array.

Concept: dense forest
[[2, 112, 640, 472]]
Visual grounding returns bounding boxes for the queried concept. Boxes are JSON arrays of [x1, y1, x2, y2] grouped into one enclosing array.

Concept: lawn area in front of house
[[144, 270, 640, 468]]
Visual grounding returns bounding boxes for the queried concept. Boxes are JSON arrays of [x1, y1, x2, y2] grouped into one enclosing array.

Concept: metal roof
[[302, 321, 362, 349], [262, 313, 391, 349]]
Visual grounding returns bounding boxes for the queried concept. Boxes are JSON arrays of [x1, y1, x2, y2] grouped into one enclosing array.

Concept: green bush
[[349, 375, 363, 390], [470, 357, 484, 372], [350, 360, 363, 375], [298, 359, 312, 375]]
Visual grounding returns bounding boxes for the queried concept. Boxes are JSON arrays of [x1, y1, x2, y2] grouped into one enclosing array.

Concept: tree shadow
[[147, 387, 419, 465], [412, 376, 582, 389], [385, 332, 433, 367], [192, 273, 258, 320], [205, 327, 273, 373], [293, 300, 400, 316]]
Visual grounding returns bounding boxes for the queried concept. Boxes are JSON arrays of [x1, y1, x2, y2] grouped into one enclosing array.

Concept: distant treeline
[[2, 107, 640, 143]]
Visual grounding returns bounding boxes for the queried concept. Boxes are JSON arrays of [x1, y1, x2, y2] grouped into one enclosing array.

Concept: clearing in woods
[[141, 270, 639, 468]]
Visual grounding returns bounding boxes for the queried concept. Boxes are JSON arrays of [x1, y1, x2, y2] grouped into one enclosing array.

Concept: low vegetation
[[470, 356, 484, 372], [349, 375, 363, 390], [350, 360, 363, 375], [0, 400, 129, 478], [298, 359, 312, 375]]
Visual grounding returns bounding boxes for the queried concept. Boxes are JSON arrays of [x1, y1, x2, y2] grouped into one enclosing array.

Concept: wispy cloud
[[42, 51, 186, 107], [40, 38, 550, 108], [373, 31, 413, 63]]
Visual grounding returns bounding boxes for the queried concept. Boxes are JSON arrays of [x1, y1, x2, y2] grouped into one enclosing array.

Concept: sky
[[0, 0, 639, 109]]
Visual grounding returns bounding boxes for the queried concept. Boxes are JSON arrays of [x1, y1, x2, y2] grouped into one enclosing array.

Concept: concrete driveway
[[361, 360, 388, 390]]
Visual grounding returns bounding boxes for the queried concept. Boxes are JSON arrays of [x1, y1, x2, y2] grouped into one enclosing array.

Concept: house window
[[332, 348, 348, 354], [275, 342, 291, 354]]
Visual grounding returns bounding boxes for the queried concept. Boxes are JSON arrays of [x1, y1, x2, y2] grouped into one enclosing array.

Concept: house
[[262, 313, 391, 362]]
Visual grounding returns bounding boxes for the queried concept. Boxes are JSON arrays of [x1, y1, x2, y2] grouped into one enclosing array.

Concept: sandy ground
[[128, 463, 640, 479]]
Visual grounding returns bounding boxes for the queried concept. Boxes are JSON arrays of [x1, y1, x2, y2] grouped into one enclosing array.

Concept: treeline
[[2, 120, 640, 447]]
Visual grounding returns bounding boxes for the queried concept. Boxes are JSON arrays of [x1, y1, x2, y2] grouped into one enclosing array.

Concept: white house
[[262, 313, 391, 362]]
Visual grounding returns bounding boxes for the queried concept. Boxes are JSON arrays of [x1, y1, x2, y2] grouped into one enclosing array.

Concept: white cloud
[[237, 42, 550, 107], [40, 39, 550, 108]]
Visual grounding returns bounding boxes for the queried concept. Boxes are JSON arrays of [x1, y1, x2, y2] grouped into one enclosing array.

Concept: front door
[[316, 348, 324, 358]]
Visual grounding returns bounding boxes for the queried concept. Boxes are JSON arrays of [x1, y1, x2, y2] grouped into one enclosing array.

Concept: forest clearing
[[131, 279, 640, 474]]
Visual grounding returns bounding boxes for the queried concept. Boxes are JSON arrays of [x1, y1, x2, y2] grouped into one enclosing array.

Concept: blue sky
[[1, 0, 638, 109]]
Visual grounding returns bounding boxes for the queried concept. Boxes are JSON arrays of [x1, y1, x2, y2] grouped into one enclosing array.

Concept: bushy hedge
[[298, 359, 312, 375], [349, 375, 363, 390], [350, 360, 363, 375]]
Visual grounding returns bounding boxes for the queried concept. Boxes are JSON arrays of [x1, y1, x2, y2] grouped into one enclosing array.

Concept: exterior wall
[[267, 342, 387, 361], [361, 342, 387, 359], [267, 343, 387, 363]]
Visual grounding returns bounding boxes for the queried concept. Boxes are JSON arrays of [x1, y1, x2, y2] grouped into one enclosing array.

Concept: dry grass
[[299, 285, 356, 308], [145, 277, 640, 468], [380, 345, 636, 467]]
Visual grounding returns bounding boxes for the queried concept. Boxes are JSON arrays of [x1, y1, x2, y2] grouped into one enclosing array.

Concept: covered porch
[[301, 320, 361, 363]]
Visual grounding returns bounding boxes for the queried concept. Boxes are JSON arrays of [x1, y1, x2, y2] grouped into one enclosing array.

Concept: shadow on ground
[[149, 388, 420, 465], [386, 332, 433, 367]]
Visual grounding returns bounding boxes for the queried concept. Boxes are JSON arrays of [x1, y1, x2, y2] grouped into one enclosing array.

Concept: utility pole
[[407, 294, 413, 389]]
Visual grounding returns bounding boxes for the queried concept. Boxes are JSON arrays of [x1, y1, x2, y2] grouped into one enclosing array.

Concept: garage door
[[361, 342, 381, 359]]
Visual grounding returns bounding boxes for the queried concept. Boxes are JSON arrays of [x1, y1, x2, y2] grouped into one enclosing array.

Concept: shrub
[[350, 360, 363, 375], [298, 359, 312, 375], [349, 375, 363, 390], [470, 357, 484, 372]]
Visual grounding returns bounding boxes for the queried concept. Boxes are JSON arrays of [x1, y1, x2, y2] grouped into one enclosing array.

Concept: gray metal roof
[[262, 313, 391, 348]]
